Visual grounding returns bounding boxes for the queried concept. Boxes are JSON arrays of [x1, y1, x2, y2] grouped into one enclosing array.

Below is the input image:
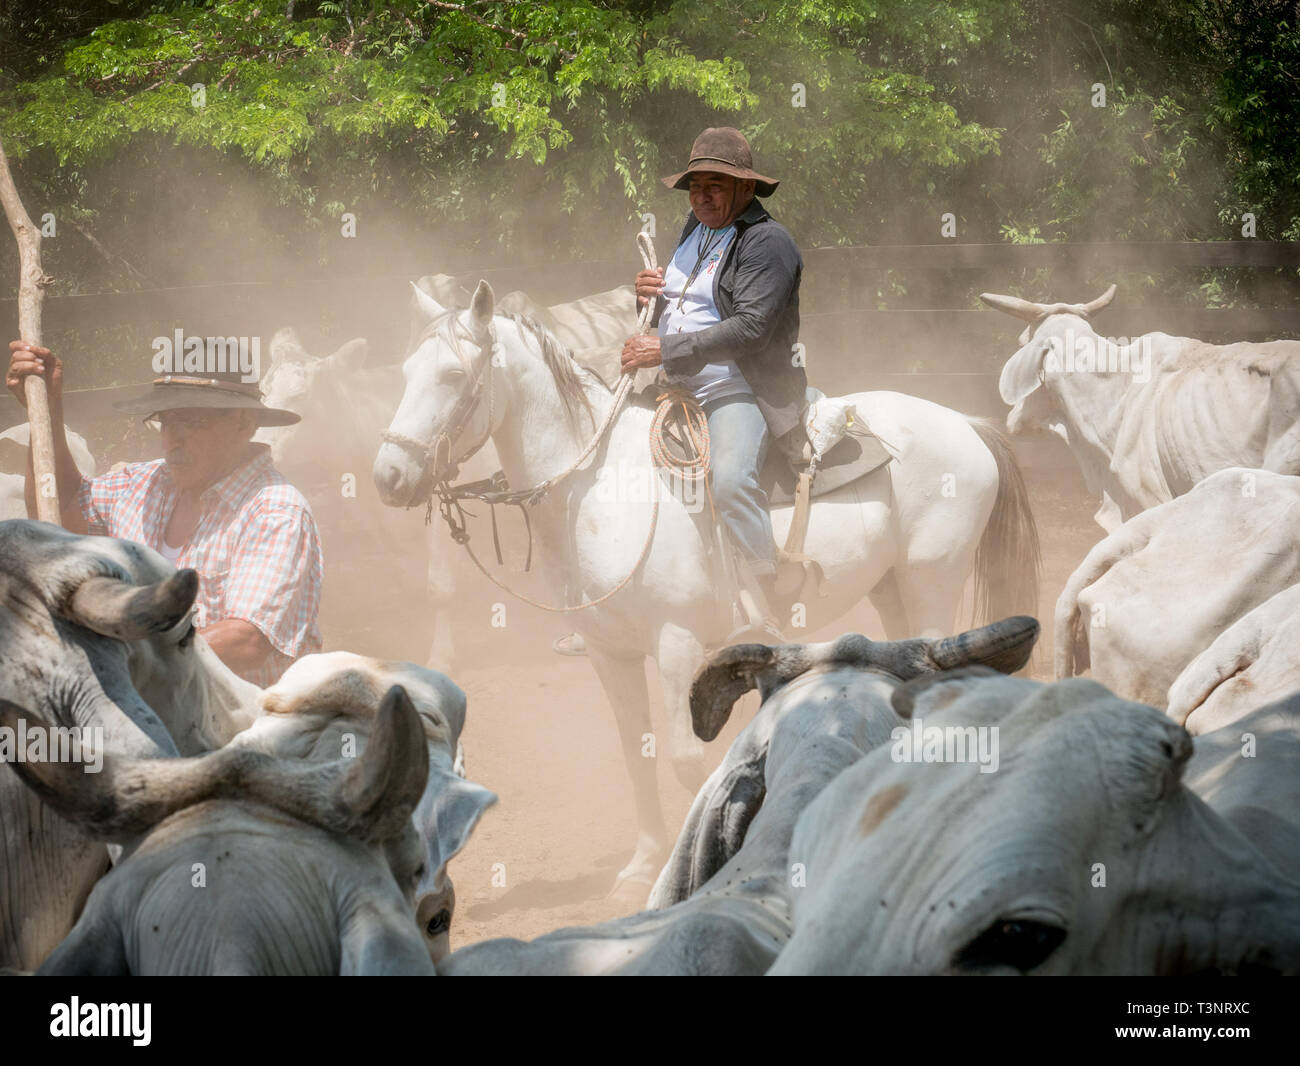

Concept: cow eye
[[177, 622, 196, 649], [426, 909, 451, 938], [955, 918, 1066, 972]]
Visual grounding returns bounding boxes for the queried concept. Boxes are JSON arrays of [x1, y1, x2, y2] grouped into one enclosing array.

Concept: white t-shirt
[[658, 223, 753, 405], [158, 540, 183, 564]]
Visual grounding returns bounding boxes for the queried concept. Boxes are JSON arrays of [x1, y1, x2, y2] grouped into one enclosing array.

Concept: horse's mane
[[409, 306, 607, 433], [510, 312, 604, 432]]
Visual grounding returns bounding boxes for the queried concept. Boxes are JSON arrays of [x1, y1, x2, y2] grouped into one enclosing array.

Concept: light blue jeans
[[704, 394, 777, 577]]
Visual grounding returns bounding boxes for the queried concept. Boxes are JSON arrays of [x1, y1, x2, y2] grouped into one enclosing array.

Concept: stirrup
[[551, 632, 587, 657]]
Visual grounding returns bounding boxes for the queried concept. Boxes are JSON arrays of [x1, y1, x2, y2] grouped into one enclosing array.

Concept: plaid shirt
[[78, 444, 323, 687]]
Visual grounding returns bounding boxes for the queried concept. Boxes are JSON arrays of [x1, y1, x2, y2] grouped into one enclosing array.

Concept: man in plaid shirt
[[7, 340, 322, 687]]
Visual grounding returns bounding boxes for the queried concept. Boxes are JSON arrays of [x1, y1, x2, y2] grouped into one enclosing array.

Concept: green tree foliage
[[0, 0, 1295, 294]]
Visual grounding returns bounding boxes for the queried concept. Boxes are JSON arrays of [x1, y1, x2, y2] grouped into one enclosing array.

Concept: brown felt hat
[[112, 372, 301, 427], [661, 127, 779, 197]]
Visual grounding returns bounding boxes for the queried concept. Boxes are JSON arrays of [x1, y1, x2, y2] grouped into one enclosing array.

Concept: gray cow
[[3, 687, 435, 975], [0, 519, 259, 971], [438, 618, 1038, 976], [771, 674, 1300, 974]]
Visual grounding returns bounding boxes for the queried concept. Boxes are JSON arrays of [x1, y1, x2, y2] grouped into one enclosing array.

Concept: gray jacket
[[652, 198, 807, 439]]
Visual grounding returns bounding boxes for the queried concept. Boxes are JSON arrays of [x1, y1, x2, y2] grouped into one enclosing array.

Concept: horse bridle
[[379, 313, 498, 491]]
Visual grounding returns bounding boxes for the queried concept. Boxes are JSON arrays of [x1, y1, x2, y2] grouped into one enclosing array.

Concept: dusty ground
[[318, 433, 1101, 952]]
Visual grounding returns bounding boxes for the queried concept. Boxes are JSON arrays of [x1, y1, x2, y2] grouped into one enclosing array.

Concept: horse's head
[[373, 280, 501, 508]]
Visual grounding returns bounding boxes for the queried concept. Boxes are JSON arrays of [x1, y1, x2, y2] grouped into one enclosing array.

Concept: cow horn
[[979, 291, 1047, 322], [340, 685, 430, 841], [1078, 283, 1117, 318], [0, 699, 274, 841], [64, 570, 198, 642], [929, 615, 1040, 675], [689, 644, 778, 742]]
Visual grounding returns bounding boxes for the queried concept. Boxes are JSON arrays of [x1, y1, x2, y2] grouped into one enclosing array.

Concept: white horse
[[373, 281, 1040, 887]]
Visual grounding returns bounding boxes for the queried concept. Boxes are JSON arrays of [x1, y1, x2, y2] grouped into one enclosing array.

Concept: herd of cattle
[[1, 280, 1298, 975]]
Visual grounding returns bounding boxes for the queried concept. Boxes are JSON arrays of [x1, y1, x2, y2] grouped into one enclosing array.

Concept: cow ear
[[426, 773, 496, 878], [890, 666, 1003, 719], [1112, 713, 1194, 839], [689, 644, 778, 742], [999, 334, 1055, 406], [410, 281, 448, 322], [341, 686, 430, 841], [269, 327, 308, 368]]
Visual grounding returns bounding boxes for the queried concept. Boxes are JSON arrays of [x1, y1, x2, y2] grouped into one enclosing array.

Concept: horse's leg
[[890, 561, 971, 639], [888, 491, 989, 640], [655, 622, 708, 794], [585, 641, 668, 887], [867, 568, 912, 641], [880, 422, 998, 640], [424, 550, 456, 670]]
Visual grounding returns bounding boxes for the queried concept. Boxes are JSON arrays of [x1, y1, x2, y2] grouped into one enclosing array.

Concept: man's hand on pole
[[7, 340, 63, 411], [7, 339, 85, 531]]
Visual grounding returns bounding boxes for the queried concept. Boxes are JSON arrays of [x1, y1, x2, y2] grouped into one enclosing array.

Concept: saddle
[[639, 383, 894, 611], [761, 428, 892, 506], [636, 383, 894, 505]]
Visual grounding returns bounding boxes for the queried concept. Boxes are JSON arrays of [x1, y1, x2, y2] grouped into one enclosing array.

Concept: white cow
[[438, 618, 1038, 976], [984, 284, 1300, 530], [3, 687, 436, 975], [771, 674, 1300, 974], [1167, 582, 1300, 735], [228, 651, 497, 962], [1, 421, 96, 520], [1055, 467, 1300, 705]]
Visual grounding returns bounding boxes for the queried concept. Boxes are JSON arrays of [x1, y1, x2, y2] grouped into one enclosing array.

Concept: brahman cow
[[984, 284, 1300, 530], [771, 674, 1300, 975], [0, 520, 493, 969], [2, 687, 436, 975], [228, 651, 497, 962], [437, 618, 1038, 976], [0, 519, 259, 970], [0, 421, 96, 521], [1055, 467, 1300, 706], [1167, 581, 1300, 735]]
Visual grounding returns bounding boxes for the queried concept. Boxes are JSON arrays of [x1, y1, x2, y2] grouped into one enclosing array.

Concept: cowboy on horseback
[[621, 127, 808, 641]]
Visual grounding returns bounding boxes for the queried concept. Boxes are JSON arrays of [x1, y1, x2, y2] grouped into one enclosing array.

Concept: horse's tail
[[967, 417, 1041, 629]]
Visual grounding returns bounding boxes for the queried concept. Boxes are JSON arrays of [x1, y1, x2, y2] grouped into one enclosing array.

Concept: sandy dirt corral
[[316, 433, 1100, 952]]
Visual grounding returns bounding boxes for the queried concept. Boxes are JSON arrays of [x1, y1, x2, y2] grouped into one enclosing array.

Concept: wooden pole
[[0, 134, 59, 524]]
